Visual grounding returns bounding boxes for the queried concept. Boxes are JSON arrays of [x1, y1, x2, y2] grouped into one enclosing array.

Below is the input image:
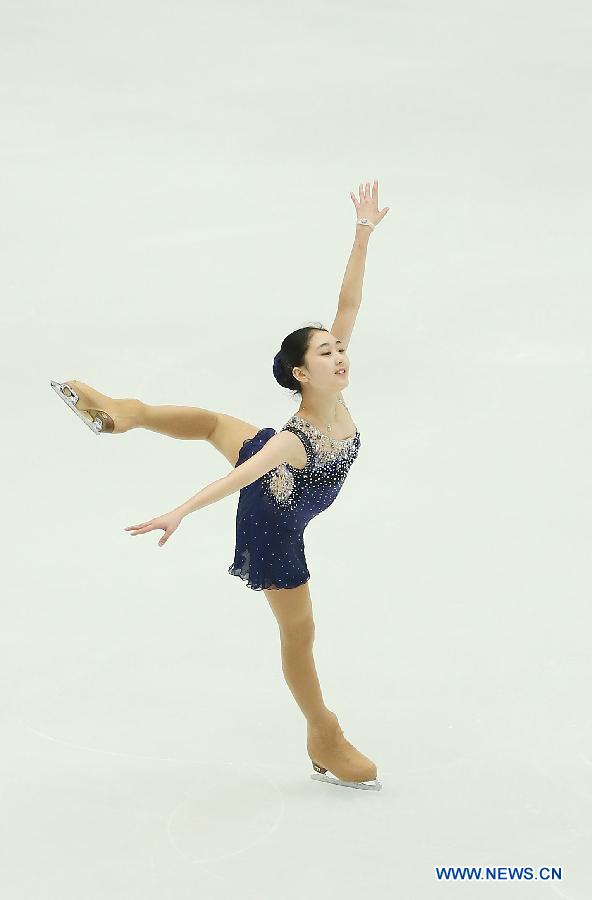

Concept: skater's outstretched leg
[[58, 380, 260, 465], [140, 401, 217, 441], [141, 405, 261, 465]]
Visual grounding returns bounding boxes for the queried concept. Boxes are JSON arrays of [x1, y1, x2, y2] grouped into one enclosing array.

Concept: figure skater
[[50, 179, 390, 791]]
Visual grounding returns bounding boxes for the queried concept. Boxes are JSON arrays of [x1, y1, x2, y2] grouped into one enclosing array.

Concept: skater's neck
[[297, 392, 342, 428]]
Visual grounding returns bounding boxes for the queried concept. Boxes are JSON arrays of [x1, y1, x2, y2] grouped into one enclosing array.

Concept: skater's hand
[[124, 509, 184, 547], [350, 178, 390, 227]]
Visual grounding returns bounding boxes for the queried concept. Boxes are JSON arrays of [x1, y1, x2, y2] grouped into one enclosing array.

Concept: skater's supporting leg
[[264, 582, 333, 728], [264, 582, 379, 785]]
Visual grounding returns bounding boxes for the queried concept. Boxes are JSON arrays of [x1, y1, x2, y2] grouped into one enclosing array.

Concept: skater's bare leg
[[263, 582, 334, 730], [61, 381, 260, 465], [264, 582, 378, 782], [139, 404, 260, 465], [139, 402, 217, 441], [62, 380, 217, 439]]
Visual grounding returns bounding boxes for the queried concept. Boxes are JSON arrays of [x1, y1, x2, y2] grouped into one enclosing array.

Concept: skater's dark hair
[[273, 322, 328, 397]]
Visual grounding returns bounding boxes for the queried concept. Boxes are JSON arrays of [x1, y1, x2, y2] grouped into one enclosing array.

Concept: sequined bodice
[[261, 412, 361, 518], [228, 406, 361, 590], [288, 414, 359, 459]]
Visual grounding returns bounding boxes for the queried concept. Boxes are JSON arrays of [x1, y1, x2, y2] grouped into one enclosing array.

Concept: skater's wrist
[[172, 500, 197, 519], [354, 223, 372, 245]]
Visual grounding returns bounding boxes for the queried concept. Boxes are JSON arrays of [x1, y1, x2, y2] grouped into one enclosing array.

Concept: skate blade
[[310, 772, 382, 791], [50, 380, 102, 435]]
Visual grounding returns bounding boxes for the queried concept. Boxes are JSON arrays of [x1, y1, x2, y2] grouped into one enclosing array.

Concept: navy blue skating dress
[[228, 412, 361, 591]]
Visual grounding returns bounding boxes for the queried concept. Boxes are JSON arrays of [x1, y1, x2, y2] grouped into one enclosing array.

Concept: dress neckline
[[290, 414, 359, 443]]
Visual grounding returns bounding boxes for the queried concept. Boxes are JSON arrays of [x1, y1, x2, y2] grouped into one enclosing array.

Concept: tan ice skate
[[307, 711, 382, 791], [49, 380, 138, 435]]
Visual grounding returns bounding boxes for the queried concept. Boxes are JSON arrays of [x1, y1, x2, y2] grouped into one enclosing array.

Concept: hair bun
[[273, 350, 293, 387], [273, 351, 283, 374]]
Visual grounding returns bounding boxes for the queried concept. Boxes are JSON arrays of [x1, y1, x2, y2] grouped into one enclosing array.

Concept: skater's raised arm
[[332, 179, 389, 349], [173, 431, 305, 519]]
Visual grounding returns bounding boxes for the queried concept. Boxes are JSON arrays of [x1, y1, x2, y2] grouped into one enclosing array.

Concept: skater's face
[[296, 332, 349, 391]]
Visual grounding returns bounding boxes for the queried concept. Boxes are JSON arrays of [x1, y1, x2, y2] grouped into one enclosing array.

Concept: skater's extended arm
[[337, 223, 371, 311], [332, 179, 390, 349], [172, 431, 305, 519]]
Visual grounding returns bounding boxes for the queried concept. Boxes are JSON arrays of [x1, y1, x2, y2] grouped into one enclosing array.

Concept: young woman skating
[[50, 178, 390, 790]]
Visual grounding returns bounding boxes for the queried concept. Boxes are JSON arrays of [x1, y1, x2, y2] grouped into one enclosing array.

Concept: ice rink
[[2, 0, 590, 896]]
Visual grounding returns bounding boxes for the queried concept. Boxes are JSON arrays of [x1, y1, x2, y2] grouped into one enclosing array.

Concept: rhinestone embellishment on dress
[[288, 415, 358, 464], [262, 413, 360, 506], [267, 463, 295, 503]]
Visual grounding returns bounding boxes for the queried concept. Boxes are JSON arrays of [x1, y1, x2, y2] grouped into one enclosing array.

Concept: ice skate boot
[[50, 380, 115, 434], [49, 380, 137, 435], [307, 711, 382, 791]]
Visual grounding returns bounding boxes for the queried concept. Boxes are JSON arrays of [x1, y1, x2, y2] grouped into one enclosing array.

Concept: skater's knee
[[280, 615, 315, 648]]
